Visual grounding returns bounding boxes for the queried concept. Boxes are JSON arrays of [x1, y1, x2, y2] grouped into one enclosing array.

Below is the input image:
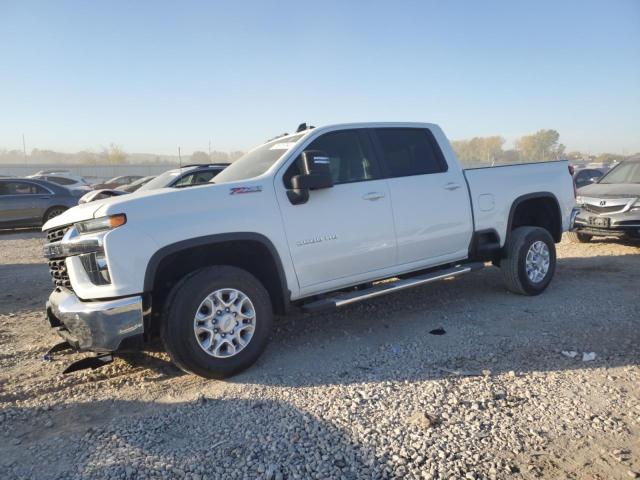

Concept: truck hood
[[42, 200, 105, 231], [578, 182, 640, 198], [42, 180, 268, 232]]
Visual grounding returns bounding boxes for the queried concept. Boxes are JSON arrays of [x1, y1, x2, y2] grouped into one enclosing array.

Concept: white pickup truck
[[42, 122, 577, 378]]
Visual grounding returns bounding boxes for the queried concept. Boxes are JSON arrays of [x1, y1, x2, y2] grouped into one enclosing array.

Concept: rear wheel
[[43, 206, 67, 224], [161, 265, 273, 379], [501, 226, 556, 296], [566, 231, 592, 243]]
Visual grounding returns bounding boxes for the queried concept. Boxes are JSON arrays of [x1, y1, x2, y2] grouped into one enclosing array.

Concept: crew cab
[[42, 122, 576, 378]]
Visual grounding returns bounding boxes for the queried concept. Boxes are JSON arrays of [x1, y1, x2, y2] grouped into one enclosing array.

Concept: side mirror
[[287, 150, 334, 205]]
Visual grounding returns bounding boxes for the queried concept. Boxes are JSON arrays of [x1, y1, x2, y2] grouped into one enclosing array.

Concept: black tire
[[501, 226, 556, 296], [161, 265, 273, 379], [566, 231, 592, 243], [43, 206, 67, 224]]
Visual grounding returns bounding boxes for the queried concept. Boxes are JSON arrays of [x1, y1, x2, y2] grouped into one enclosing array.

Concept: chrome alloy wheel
[[193, 288, 256, 358], [525, 240, 550, 283]]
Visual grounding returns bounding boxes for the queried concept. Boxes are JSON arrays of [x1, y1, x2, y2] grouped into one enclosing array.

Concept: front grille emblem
[[599, 200, 606, 206]]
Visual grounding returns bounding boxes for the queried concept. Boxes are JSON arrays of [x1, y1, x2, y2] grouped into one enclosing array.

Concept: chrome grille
[[583, 204, 625, 214], [47, 225, 71, 243], [48, 259, 72, 289], [45, 224, 72, 289]]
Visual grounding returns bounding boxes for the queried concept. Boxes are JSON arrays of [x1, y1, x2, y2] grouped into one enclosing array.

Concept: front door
[[276, 129, 396, 293], [0, 181, 45, 226]]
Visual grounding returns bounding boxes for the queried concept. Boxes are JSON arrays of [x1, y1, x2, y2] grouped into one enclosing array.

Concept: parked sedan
[[91, 175, 144, 190], [0, 178, 78, 229], [571, 158, 640, 242]]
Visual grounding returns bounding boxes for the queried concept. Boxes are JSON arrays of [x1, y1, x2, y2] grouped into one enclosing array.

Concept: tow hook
[[62, 354, 114, 374]]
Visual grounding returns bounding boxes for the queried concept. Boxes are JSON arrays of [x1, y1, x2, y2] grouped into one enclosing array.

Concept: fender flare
[[143, 232, 290, 307], [506, 192, 563, 242]]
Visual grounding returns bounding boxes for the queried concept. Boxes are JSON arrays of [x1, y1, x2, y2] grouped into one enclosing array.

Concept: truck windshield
[[599, 162, 640, 184], [213, 134, 304, 183]]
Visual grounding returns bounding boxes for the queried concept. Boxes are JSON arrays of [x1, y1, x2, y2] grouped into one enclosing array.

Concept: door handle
[[443, 182, 462, 191], [362, 192, 385, 201]]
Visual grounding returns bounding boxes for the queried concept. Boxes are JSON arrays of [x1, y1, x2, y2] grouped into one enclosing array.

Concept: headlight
[[76, 214, 126, 234]]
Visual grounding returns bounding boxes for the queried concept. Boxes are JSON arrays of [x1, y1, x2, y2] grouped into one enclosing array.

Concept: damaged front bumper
[[46, 289, 144, 353]]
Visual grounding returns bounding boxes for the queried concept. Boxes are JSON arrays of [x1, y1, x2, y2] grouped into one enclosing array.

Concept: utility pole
[[208, 139, 211, 159], [22, 134, 27, 165], [178, 147, 182, 169]]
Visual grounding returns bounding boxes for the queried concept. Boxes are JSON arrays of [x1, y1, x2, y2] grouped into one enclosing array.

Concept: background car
[[91, 175, 144, 190], [115, 175, 156, 192], [79, 165, 229, 203], [78, 189, 128, 204], [136, 164, 229, 192], [573, 167, 604, 189], [571, 158, 640, 243], [0, 178, 78, 229], [28, 173, 92, 196]]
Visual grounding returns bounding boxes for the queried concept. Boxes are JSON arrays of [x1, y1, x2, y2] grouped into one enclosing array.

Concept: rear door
[[371, 127, 473, 267], [276, 129, 396, 292]]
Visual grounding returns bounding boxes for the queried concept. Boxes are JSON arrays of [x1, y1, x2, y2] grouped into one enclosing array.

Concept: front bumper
[[573, 208, 640, 237], [46, 289, 144, 353]]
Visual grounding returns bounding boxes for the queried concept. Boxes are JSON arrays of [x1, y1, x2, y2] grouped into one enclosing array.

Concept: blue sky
[[1, 0, 639, 155]]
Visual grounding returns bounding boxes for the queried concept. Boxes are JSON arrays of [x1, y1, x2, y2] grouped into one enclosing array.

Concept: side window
[[192, 171, 216, 184], [174, 173, 195, 187], [374, 128, 447, 178], [284, 129, 377, 187], [1, 182, 42, 195]]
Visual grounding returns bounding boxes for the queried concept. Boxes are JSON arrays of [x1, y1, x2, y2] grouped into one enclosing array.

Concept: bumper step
[[302, 262, 484, 312]]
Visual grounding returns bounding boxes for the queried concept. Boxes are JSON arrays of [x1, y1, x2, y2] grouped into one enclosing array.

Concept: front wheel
[[501, 226, 556, 296], [161, 265, 273, 379]]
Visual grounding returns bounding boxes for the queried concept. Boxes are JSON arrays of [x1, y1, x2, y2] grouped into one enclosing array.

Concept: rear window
[[46, 176, 76, 186], [374, 128, 447, 178]]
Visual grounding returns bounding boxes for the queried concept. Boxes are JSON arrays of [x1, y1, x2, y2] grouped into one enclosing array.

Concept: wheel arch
[[506, 192, 563, 243], [42, 205, 69, 223], [144, 232, 290, 316]]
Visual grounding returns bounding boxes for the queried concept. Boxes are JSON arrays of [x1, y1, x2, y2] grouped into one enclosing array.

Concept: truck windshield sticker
[[269, 142, 296, 150], [229, 186, 262, 195]]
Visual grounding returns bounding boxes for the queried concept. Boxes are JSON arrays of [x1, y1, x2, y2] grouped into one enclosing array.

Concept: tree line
[[0, 144, 245, 165], [451, 129, 636, 166], [1, 130, 637, 166]]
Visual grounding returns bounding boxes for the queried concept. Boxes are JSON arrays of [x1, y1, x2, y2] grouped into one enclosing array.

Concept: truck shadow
[[0, 398, 380, 480]]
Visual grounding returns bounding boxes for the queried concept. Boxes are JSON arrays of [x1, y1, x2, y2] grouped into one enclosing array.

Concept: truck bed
[[463, 160, 575, 246]]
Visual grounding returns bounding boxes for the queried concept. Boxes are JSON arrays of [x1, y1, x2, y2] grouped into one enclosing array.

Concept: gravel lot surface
[[0, 230, 638, 480]]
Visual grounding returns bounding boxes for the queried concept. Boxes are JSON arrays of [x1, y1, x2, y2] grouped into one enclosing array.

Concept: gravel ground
[[0, 229, 638, 480]]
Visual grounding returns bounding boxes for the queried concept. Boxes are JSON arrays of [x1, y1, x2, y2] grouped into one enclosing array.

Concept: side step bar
[[302, 262, 484, 312]]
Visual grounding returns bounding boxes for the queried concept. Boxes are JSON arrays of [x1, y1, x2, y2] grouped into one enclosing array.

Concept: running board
[[302, 263, 484, 312]]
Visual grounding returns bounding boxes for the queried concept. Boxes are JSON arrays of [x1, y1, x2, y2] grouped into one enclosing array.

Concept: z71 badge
[[229, 186, 262, 195]]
